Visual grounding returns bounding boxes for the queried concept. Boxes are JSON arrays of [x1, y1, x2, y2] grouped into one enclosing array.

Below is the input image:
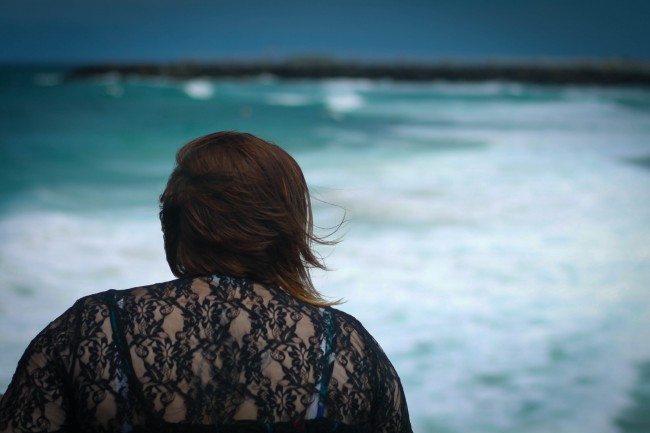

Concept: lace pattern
[[0, 276, 411, 432]]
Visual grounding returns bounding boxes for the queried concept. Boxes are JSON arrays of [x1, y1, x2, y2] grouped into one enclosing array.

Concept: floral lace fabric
[[0, 276, 412, 432]]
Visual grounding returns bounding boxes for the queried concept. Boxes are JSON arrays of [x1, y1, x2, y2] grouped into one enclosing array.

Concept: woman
[[0, 132, 412, 432]]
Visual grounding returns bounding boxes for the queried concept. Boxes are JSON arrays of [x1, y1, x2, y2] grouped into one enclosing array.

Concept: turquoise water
[[1, 67, 650, 432]]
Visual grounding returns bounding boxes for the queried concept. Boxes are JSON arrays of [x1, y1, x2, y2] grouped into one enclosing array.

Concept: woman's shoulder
[[325, 307, 392, 360], [327, 307, 375, 339], [42, 277, 187, 334]]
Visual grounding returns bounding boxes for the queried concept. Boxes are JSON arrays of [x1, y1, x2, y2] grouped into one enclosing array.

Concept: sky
[[1, 0, 649, 64]]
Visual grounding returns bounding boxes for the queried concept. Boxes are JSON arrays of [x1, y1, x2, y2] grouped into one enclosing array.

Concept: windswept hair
[[160, 131, 339, 306]]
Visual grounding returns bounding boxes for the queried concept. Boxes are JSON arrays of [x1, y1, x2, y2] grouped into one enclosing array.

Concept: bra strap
[[316, 309, 336, 419], [104, 290, 160, 427]]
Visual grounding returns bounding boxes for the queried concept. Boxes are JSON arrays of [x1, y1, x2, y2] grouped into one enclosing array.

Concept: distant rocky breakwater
[[67, 59, 650, 86]]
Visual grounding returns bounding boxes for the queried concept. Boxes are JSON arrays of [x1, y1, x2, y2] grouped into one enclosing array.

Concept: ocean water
[[1, 67, 650, 432]]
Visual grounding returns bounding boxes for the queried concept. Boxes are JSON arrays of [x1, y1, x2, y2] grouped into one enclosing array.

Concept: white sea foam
[[301, 99, 650, 430], [266, 93, 313, 106], [183, 79, 215, 99], [0, 210, 171, 354], [318, 79, 369, 113], [324, 92, 364, 113]]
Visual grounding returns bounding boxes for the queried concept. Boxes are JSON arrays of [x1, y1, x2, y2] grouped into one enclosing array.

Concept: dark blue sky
[[2, 0, 649, 63]]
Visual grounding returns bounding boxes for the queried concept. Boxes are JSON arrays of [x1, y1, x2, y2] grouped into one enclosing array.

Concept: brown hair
[[160, 131, 339, 306]]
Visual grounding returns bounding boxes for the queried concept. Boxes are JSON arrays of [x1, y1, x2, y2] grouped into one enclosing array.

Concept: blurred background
[[1, 1, 650, 432]]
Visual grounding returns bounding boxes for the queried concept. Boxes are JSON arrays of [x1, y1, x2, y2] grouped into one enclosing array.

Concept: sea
[[1, 66, 649, 433]]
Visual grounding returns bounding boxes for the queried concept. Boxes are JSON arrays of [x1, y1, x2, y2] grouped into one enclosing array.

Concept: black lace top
[[0, 276, 411, 432]]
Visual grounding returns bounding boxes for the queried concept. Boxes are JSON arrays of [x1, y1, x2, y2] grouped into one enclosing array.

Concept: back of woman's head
[[160, 131, 337, 306]]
